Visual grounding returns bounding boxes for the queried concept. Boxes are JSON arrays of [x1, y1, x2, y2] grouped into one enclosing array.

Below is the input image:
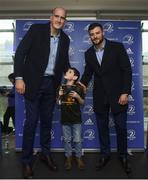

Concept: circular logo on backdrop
[[129, 57, 135, 67], [83, 34, 91, 44], [131, 81, 135, 91], [128, 95, 134, 102], [50, 129, 54, 140], [127, 104, 136, 115], [83, 129, 95, 140], [122, 34, 134, 45], [103, 22, 114, 33], [69, 46, 75, 56], [127, 129, 136, 141], [83, 104, 94, 115], [23, 21, 33, 31], [87, 81, 94, 91], [64, 22, 74, 32], [84, 24, 90, 31]]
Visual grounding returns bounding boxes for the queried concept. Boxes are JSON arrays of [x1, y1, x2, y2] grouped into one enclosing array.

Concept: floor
[[0, 133, 148, 179]]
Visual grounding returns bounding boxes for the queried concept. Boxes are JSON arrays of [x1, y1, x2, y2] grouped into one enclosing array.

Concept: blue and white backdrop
[[15, 20, 144, 151]]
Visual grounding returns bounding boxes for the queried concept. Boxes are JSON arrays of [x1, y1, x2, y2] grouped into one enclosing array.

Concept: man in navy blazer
[[80, 23, 132, 173], [14, 7, 70, 178]]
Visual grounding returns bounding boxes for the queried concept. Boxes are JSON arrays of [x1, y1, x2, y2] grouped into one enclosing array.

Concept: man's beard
[[92, 37, 104, 47]]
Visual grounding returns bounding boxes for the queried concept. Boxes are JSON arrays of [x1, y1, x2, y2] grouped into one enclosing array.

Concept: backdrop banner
[[15, 20, 144, 151]]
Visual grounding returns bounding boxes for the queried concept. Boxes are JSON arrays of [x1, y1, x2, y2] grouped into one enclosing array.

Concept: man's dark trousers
[[22, 76, 55, 164], [96, 105, 127, 158]]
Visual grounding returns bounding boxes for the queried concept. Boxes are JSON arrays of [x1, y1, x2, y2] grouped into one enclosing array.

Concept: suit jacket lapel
[[54, 30, 66, 70], [90, 46, 101, 68], [42, 23, 51, 62], [101, 40, 112, 69]]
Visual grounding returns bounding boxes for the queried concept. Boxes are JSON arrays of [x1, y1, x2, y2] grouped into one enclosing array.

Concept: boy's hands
[[59, 86, 64, 96], [69, 91, 80, 99], [69, 90, 84, 105]]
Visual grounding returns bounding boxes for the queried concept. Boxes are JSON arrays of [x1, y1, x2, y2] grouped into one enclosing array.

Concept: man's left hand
[[118, 94, 128, 105]]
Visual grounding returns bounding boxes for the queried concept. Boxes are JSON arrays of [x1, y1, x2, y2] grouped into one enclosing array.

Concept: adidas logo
[[84, 118, 94, 125]]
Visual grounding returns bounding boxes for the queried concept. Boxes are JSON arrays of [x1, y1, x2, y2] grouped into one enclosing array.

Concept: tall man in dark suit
[[80, 23, 132, 173], [14, 7, 70, 178]]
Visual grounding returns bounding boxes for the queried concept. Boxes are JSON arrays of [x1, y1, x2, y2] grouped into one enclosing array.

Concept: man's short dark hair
[[88, 23, 103, 32]]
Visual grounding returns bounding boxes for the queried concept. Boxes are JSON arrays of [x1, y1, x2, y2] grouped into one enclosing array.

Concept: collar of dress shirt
[[50, 32, 60, 38]]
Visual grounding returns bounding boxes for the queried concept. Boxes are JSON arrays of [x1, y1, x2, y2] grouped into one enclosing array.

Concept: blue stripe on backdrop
[[15, 20, 144, 150]]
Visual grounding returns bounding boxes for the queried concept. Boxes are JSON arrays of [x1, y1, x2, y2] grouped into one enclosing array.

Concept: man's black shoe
[[96, 157, 110, 170], [22, 164, 33, 179], [119, 157, 131, 174], [39, 154, 58, 171]]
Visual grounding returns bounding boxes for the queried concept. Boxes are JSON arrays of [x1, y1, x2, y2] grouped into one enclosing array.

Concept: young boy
[[57, 67, 85, 170]]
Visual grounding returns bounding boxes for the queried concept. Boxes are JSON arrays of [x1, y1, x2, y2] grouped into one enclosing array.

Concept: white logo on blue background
[[103, 22, 114, 33], [126, 48, 134, 55], [84, 118, 94, 125], [52, 119, 59, 124], [68, 35, 73, 42], [83, 34, 91, 44], [19, 133, 23, 137], [127, 129, 136, 141], [51, 129, 54, 139], [131, 81, 135, 91], [83, 105, 94, 115], [123, 34, 134, 45], [23, 22, 33, 31], [109, 117, 115, 128], [129, 57, 135, 67], [84, 24, 90, 31], [69, 46, 75, 56], [127, 104, 136, 115], [83, 129, 95, 140], [128, 95, 134, 102], [64, 22, 74, 32], [22, 118, 26, 127], [87, 81, 93, 91]]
